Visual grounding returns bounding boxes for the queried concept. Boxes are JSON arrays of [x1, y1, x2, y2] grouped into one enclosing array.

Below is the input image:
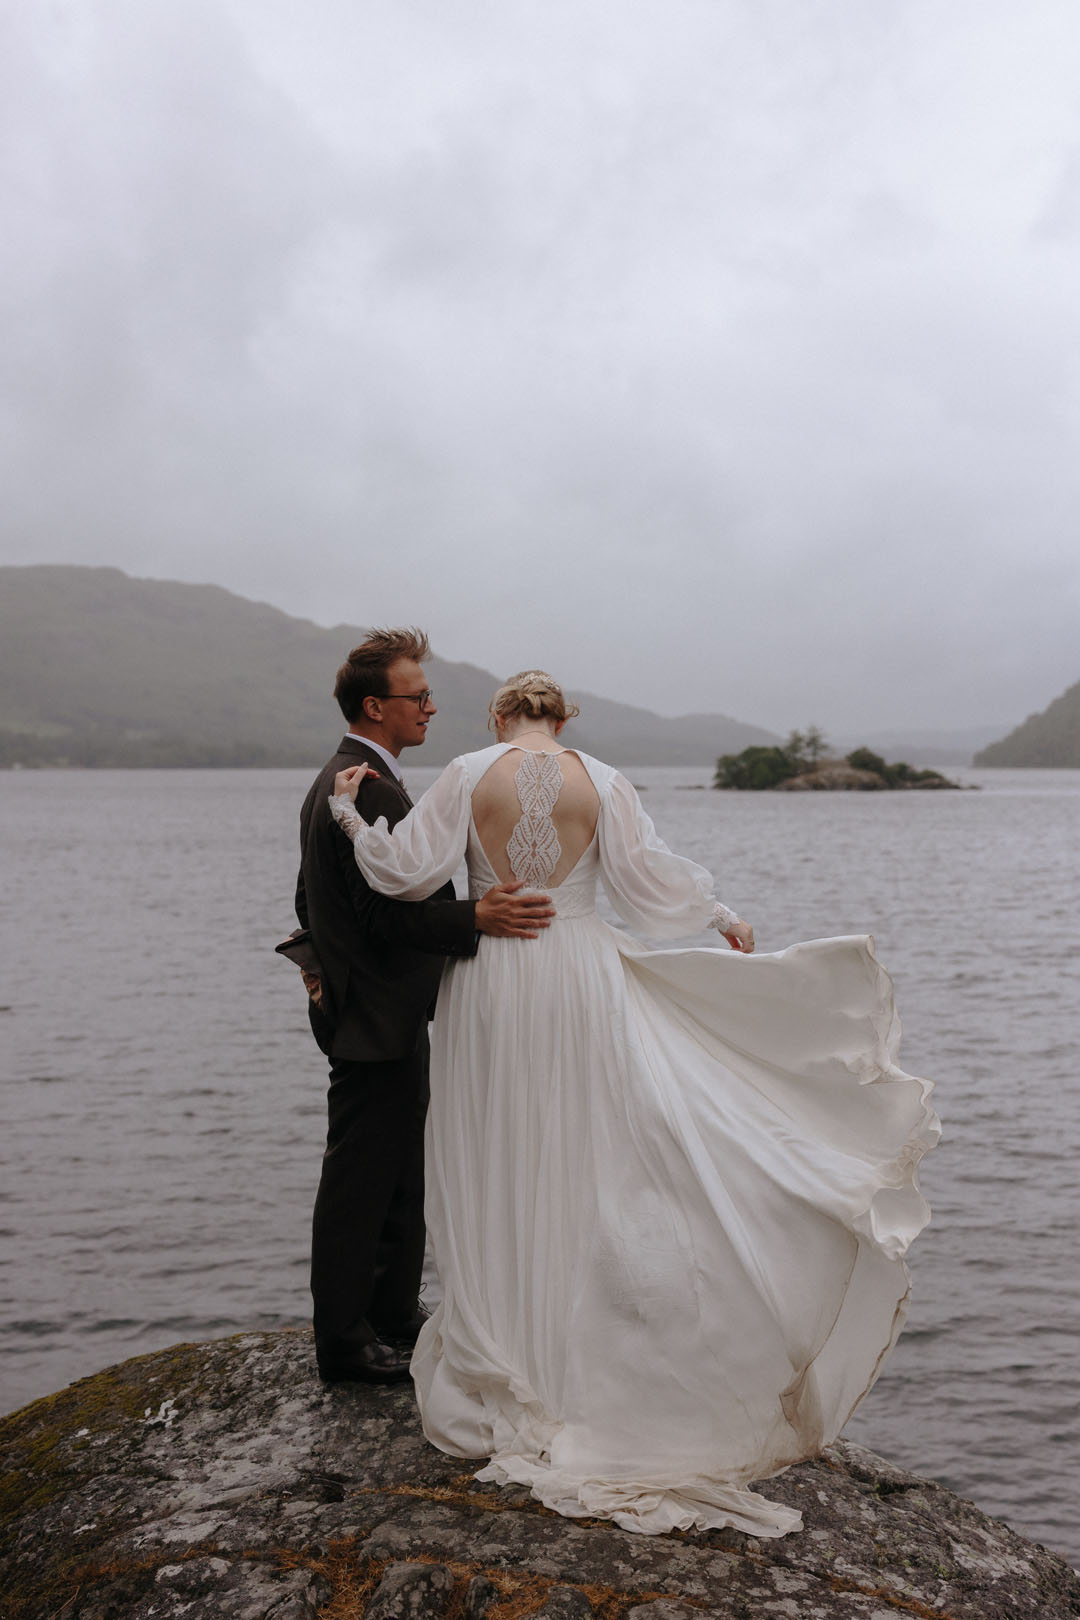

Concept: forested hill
[[973, 679, 1080, 767], [0, 566, 776, 768]]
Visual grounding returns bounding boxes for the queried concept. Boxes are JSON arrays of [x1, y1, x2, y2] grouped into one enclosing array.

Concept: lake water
[[1, 765, 1078, 1566]]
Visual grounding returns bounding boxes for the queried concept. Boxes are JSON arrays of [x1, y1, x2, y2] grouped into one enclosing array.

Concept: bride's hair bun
[[489, 670, 580, 728]]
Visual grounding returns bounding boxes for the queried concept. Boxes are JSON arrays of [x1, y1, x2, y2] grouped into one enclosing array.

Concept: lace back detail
[[506, 752, 563, 887]]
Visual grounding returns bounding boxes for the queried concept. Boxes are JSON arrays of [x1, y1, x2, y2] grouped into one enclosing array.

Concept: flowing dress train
[[331, 743, 938, 1537]]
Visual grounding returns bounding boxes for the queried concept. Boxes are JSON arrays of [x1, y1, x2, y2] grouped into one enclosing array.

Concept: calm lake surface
[[1, 764, 1078, 1565]]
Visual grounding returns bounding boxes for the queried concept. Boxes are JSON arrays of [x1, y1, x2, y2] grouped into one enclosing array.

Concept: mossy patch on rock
[[2, 1328, 1078, 1619]]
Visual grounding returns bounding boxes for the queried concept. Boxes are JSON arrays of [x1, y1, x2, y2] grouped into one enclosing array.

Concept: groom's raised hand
[[476, 879, 556, 939]]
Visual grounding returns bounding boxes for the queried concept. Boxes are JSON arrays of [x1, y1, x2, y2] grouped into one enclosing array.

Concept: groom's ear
[[360, 694, 382, 722]]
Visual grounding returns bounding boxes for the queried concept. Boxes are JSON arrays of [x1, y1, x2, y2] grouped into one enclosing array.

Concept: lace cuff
[[328, 792, 363, 841], [707, 900, 740, 934]]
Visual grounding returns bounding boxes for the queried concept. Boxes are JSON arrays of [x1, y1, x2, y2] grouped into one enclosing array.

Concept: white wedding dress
[[331, 743, 938, 1538]]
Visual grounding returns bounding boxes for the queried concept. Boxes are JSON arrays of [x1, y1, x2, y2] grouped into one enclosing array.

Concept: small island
[[714, 730, 962, 791]]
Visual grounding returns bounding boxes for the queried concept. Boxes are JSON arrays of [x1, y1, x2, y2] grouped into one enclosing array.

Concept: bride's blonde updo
[[488, 669, 581, 731]]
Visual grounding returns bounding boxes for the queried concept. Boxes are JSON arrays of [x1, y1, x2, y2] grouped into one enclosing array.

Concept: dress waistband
[[470, 879, 598, 920], [546, 883, 597, 920]]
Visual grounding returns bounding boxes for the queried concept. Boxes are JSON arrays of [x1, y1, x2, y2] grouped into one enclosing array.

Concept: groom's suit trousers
[[310, 1041, 429, 1355]]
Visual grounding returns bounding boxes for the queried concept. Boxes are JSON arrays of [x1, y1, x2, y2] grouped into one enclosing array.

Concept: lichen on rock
[[2, 1328, 1078, 1618]]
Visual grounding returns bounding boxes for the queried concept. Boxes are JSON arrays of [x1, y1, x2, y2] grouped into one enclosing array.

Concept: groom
[[296, 627, 554, 1383]]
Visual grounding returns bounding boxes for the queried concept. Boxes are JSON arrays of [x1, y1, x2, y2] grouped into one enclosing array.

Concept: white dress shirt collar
[[345, 733, 404, 782]]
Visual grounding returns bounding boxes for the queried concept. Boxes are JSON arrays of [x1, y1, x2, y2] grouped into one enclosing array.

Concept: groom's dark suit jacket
[[295, 736, 479, 1061]]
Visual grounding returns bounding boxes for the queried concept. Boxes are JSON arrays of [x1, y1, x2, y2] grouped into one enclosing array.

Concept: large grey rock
[[774, 764, 887, 791], [365, 1561, 454, 1620], [532, 1586, 594, 1620], [463, 1572, 501, 1619], [1, 1327, 1077, 1618]]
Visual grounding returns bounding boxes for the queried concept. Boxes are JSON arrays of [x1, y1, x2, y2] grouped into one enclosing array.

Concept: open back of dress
[[471, 746, 600, 889]]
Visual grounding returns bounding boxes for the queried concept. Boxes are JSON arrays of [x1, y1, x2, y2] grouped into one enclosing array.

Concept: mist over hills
[[0, 567, 778, 768], [2, 567, 1046, 769], [973, 680, 1080, 768], [834, 727, 1007, 768]]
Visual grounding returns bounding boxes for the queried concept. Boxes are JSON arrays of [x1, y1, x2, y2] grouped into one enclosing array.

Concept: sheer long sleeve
[[329, 756, 472, 900], [597, 770, 740, 939]]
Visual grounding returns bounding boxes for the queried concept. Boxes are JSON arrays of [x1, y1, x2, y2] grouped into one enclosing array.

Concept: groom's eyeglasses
[[379, 689, 436, 710]]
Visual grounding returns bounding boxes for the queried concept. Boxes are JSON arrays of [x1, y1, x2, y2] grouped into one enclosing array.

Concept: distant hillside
[[0, 566, 777, 768], [973, 679, 1080, 767]]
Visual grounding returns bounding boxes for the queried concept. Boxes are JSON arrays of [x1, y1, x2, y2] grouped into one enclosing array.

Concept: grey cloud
[[2, 0, 1079, 733]]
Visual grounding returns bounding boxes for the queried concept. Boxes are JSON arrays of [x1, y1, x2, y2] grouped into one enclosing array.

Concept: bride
[[328, 670, 938, 1538]]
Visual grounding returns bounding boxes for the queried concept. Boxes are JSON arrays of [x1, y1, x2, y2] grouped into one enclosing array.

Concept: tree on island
[[846, 747, 949, 788], [713, 728, 831, 789], [713, 743, 801, 790], [778, 727, 830, 776], [804, 725, 828, 764]]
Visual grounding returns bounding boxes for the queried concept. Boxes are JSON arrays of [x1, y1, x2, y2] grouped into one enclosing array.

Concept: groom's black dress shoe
[[317, 1340, 412, 1385], [376, 1304, 431, 1348]]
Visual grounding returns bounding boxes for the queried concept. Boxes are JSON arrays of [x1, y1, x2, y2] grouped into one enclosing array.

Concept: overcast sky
[[3, 0, 1079, 733]]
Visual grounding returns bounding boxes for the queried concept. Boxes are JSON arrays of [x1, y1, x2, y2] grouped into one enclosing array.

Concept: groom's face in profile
[[372, 657, 438, 754]]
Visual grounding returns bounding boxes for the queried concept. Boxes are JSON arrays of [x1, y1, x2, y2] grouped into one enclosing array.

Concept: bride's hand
[[333, 763, 377, 802], [724, 920, 754, 953]]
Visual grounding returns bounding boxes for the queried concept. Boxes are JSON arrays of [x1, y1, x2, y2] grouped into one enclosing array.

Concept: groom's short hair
[[334, 627, 432, 722]]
